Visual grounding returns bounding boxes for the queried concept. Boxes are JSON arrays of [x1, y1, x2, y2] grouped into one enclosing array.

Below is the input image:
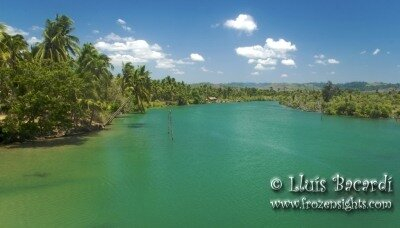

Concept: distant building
[[207, 97, 218, 102]]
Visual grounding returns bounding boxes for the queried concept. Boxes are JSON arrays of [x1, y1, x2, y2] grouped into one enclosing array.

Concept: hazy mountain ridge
[[191, 82, 400, 91]]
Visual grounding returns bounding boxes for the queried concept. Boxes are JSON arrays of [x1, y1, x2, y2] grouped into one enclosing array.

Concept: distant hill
[[191, 82, 400, 92]]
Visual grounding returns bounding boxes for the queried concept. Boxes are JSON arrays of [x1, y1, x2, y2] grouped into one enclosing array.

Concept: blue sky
[[1, 0, 400, 83]]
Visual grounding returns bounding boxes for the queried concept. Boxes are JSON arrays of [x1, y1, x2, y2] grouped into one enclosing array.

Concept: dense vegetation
[[1, 15, 399, 143]]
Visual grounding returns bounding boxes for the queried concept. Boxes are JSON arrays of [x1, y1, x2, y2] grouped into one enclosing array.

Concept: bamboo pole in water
[[168, 110, 174, 141]]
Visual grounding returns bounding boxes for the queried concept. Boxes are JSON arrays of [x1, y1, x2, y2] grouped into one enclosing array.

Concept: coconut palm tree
[[35, 15, 79, 62], [77, 43, 114, 99], [77, 43, 113, 78], [0, 33, 28, 68], [0, 23, 8, 64], [122, 63, 151, 113]]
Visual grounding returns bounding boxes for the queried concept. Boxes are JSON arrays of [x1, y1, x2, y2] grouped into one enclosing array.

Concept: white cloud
[[236, 38, 297, 70], [236, 45, 275, 59], [156, 58, 175, 69], [236, 39, 296, 67], [327, 58, 339, 64], [314, 54, 325, 59], [172, 68, 185, 75], [330, 71, 335, 75], [373, 48, 380, 55], [95, 39, 165, 61], [251, 72, 259, 75], [257, 58, 277, 65], [360, 50, 367, 55], [314, 54, 340, 65], [281, 73, 288, 78], [92, 30, 100, 34], [265, 38, 297, 52], [201, 66, 210, 72], [117, 19, 126, 25], [255, 64, 275, 71], [175, 59, 194, 65], [30, 25, 43, 31], [4, 24, 29, 36], [27, 36, 41, 45], [116, 19, 132, 32], [224, 14, 257, 34], [281, 59, 295, 66], [217, 71, 223, 74], [190, 53, 205, 62], [236, 38, 296, 59], [95, 33, 184, 74], [254, 64, 265, 70]]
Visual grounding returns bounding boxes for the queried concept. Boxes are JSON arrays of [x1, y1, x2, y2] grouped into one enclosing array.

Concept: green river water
[[0, 101, 399, 227]]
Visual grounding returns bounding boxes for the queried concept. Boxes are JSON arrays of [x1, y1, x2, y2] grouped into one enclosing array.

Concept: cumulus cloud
[[116, 18, 132, 32], [255, 64, 275, 71], [190, 53, 205, 62], [3, 24, 29, 36], [175, 59, 194, 65], [314, 54, 325, 59], [281, 59, 295, 66], [373, 48, 380, 55], [30, 25, 43, 31], [117, 19, 126, 25], [327, 58, 339, 64], [236, 38, 297, 70], [251, 72, 259, 75], [95, 33, 184, 74], [172, 68, 185, 75], [265, 38, 297, 52], [281, 73, 288, 78], [27, 36, 41, 45], [156, 58, 175, 69], [224, 14, 257, 34], [314, 54, 340, 65]]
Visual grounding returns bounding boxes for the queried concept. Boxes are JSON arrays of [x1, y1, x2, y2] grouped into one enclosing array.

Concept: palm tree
[[122, 63, 151, 113], [0, 33, 28, 68], [35, 15, 79, 62], [77, 43, 113, 99], [76, 43, 114, 125], [0, 24, 8, 64], [78, 43, 113, 78], [0, 23, 5, 39]]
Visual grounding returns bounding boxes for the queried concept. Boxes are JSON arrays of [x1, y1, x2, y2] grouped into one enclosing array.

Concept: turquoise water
[[0, 101, 399, 227]]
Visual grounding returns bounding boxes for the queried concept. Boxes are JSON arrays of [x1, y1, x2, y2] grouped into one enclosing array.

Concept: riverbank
[[2, 90, 400, 145]]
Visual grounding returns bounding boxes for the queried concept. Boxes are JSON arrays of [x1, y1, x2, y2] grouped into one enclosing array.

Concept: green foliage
[[276, 87, 399, 119], [322, 81, 339, 102], [1, 61, 84, 141]]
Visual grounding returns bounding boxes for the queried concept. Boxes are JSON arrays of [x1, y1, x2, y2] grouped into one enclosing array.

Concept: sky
[[1, 0, 400, 83]]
